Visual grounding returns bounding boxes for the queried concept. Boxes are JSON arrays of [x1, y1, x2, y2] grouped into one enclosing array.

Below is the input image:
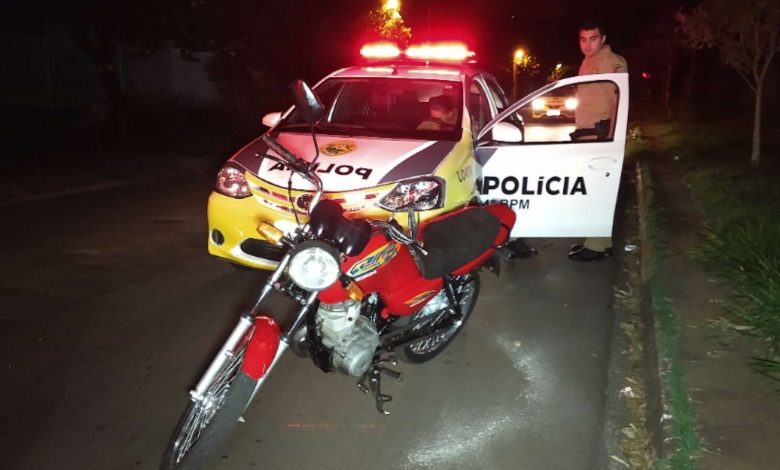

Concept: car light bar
[[360, 42, 402, 59], [405, 42, 474, 62], [360, 41, 475, 63]]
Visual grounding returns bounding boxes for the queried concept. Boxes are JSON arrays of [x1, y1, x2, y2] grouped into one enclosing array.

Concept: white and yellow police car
[[208, 42, 629, 269]]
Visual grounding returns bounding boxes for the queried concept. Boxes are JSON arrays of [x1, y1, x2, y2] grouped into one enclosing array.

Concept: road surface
[[0, 166, 617, 470]]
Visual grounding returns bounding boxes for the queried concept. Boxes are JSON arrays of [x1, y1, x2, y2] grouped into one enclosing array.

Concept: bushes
[[660, 119, 780, 388], [695, 224, 780, 355]]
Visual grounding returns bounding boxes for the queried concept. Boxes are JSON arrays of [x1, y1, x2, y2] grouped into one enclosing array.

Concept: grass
[[641, 165, 702, 469], [692, 224, 780, 388], [647, 117, 780, 391]]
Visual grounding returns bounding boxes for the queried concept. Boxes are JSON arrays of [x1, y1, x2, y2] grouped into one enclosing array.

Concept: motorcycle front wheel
[[395, 272, 480, 364], [161, 336, 257, 470]]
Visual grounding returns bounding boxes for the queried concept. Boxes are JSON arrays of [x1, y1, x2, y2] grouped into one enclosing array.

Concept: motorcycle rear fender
[[242, 316, 281, 381]]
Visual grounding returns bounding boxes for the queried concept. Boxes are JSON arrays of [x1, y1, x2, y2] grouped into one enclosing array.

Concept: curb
[[598, 162, 639, 469], [635, 160, 670, 460]]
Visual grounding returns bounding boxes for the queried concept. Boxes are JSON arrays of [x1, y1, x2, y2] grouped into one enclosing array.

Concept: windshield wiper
[[278, 122, 367, 133], [275, 123, 312, 130]]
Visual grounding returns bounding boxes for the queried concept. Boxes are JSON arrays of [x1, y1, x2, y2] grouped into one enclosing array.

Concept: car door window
[[483, 77, 524, 130], [467, 81, 491, 138], [510, 81, 619, 143]]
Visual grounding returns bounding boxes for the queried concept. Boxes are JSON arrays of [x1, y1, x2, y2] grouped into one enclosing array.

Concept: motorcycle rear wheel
[[395, 273, 480, 364], [161, 342, 257, 469]]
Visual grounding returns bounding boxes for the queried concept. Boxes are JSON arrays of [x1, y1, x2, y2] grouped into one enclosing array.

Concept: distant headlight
[[378, 177, 443, 211], [565, 98, 578, 110], [215, 164, 251, 199], [532, 98, 546, 110], [287, 241, 340, 291]]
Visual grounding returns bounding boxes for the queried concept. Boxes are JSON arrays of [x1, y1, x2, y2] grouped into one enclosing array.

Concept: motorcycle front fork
[[189, 252, 314, 404]]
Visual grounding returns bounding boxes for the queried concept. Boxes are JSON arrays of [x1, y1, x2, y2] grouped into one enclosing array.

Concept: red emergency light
[[359, 41, 475, 63], [360, 42, 402, 59], [405, 42, 474, 62]]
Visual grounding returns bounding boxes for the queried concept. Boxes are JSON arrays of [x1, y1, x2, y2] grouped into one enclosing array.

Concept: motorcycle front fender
[[242, 316, 281, 380]]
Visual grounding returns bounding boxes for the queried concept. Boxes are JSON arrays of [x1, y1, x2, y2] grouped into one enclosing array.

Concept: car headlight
[[532, 98, 546, 110], [565, 98, 578, 110], [287, 241, 341, 291], [215, 164, 251, 199], [378, 177, 443, 211]]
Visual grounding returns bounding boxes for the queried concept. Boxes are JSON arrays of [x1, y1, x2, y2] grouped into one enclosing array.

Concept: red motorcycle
[[161, 82, 517, 469]]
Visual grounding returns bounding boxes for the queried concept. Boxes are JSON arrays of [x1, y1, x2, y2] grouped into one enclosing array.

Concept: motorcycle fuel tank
[[319, 229, 442, 317]]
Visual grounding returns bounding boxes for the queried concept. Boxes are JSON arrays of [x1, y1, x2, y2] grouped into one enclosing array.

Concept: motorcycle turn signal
[[344, 278, 364, 301], [257, 222, 284, 245]]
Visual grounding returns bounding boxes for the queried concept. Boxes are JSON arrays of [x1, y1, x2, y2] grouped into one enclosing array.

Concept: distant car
[[207, 41, 629, 269], [531, 88, 578, 119]]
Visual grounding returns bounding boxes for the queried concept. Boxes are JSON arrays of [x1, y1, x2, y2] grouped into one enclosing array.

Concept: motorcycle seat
[[417, 206, 502, 280]]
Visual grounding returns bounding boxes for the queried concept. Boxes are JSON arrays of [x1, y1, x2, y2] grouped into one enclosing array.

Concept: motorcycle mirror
[[290, 80, 325, 124]]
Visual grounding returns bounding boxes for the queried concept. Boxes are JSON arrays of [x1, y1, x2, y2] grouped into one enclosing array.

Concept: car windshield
[[278, 77, 463, 141]]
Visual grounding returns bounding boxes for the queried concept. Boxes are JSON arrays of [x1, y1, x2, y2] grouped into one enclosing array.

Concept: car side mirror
[[291, 80, 325, 124], [491, 122, 523, 143], [262, 112, 281, 128]]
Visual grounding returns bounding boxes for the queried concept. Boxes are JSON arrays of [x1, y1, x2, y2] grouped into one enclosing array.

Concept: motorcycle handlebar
[[262, 134, 299, 166]]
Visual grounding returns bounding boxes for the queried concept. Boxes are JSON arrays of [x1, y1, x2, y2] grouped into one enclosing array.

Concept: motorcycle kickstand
[[357, 355, 402, 415]]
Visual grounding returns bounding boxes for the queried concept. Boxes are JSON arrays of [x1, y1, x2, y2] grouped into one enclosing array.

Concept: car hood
[[230, 133, 456, 192]]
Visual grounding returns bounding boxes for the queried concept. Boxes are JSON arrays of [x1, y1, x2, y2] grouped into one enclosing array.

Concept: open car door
[[475, 73, 629, 237]]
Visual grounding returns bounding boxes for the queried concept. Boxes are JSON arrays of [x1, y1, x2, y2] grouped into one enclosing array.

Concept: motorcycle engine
[[316, 300, 379, 377]]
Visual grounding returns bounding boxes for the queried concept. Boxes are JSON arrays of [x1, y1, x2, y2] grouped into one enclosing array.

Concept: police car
[[531, 88, 578, 119], [208, 42, 629, 269]]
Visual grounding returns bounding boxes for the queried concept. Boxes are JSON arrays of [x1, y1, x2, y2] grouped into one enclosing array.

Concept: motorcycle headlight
[[215, 163, 251, 199], [287, 241, 341, 291], [378, 177, 443, 211]]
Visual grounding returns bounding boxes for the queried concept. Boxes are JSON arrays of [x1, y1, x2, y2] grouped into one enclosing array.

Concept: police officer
[[417, 95, 458, 131], [569, 19, 627, 262]]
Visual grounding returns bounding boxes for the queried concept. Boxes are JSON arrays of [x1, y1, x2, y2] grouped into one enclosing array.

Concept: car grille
[[249, 178, 382, 214], [240, 238, 288, 262]]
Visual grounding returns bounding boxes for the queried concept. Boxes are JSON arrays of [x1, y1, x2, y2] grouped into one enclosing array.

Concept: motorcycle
[[160, 81, 517, 469]]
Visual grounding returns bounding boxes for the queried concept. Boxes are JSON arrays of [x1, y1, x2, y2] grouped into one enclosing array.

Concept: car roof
[[328, 64, 476, 82]]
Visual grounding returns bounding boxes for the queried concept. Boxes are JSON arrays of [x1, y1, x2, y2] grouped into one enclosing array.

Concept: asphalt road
[[0, 169, 617, 470]]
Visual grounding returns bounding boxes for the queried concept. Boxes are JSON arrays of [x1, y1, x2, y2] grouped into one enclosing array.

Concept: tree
[[3, 0, 208, 143], [66, 2, 173, 139], [677, 0, 780, 165], [635, 8, 683, 110], [197, 0, 367, 116], [547, 63, 569, 83], [365, 0, 412, 47]]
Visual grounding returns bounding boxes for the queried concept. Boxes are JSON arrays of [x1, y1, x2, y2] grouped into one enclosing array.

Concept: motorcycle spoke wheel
[[161, 332, 257, 470], [396, 273, 480, 364]]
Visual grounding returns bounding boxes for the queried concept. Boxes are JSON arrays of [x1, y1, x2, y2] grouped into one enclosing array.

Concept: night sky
[[0, 0, 767, 150], [0, 0, 691, 77]]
